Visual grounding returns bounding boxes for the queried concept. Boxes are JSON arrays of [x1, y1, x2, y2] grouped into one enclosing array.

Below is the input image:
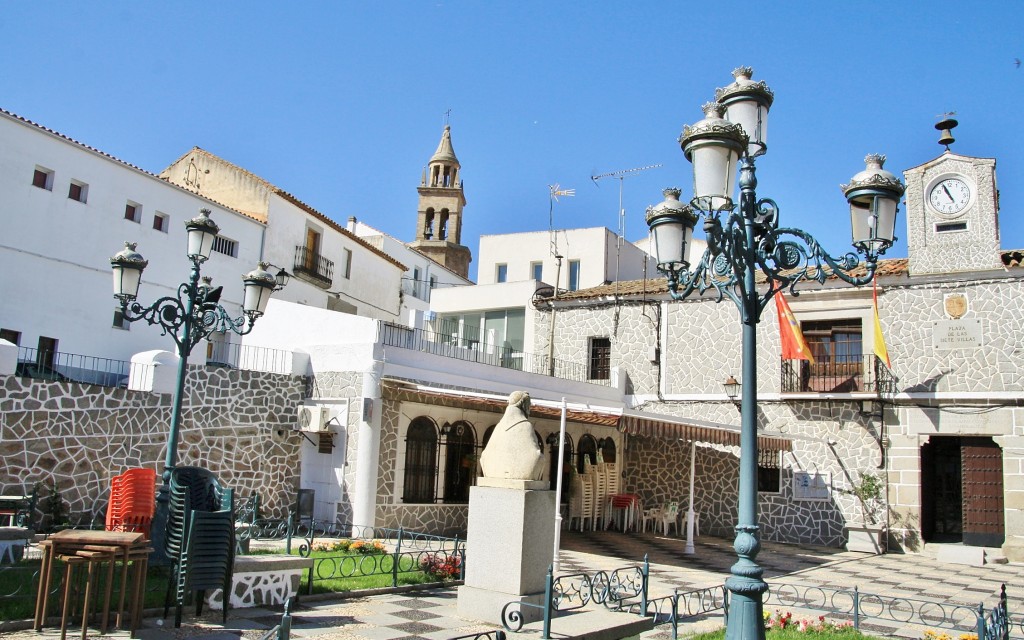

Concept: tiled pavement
[[5, 531, 1023, 640]]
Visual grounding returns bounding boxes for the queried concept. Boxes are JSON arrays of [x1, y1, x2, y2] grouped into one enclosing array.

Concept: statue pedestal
[[457, 480, 555, 625]]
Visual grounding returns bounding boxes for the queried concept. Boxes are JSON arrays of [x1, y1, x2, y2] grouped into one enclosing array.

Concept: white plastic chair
[[659, 502, 679, 536], [641, 505, 661, 532]]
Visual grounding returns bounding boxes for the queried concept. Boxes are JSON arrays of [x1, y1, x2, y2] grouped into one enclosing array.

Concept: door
[[921, 436, 1004, 546], [961, 437, 1005, 547], [921, 437, 962, 542]]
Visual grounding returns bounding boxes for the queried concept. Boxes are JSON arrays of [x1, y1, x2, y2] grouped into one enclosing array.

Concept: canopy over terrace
[[381, 378, 792, 452]]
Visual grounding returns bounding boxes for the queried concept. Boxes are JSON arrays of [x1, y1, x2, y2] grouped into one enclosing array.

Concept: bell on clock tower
[[903, 119, 1002, 276]]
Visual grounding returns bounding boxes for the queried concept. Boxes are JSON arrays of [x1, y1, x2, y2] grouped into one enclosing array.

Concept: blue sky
[[4, 2, 1023, 281]]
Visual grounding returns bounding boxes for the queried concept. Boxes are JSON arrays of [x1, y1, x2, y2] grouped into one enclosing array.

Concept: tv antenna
[[590, 164, 662, 289], [548, 183, 575, 258]]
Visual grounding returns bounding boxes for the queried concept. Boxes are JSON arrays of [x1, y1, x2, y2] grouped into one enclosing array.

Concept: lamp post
[[645, 67, 904, 640], [110, 208, 286, 561]]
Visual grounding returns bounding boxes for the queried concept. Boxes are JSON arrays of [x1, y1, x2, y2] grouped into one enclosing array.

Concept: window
[[804, 319, 864, 392], [757, 449, 781, 493], [589, 337, 611, 380], [211, 235, 238, 258], [532, 262, 543, 282], [568, 260, 581, 291], [576, 434, 598, 473], [113, 309, 130, 330], [0, 329, 21, 345], [496, 264, 508, 283], [68, 180, 88, 203], [429, 275, 437, 289], [343, 248, 353, 279], [936, 221, 968, 233], [32, 167, 53, 190], [124, 201, 141, 223], [402, 417, 438, 503], [442, 421, 476, 503], [153, 212, 169, 232]]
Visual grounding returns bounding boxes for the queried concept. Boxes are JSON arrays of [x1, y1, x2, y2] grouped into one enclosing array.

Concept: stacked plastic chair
[[163, 467, 234, 627], [105, 468, 157, 536]]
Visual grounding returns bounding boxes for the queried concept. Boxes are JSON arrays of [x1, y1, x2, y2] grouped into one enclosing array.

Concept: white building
[[0, 108, 269, 378], [160, 149, 407, 322], [346, 217, 473, 328], [477, 227, 657, 291]]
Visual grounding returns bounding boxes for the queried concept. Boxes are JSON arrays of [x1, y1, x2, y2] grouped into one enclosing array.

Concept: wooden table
[[34, 530, 151, 640]]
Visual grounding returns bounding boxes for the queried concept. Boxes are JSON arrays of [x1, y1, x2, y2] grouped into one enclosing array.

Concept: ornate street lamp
[[111, 207, 284, 562], [646, 68, 903, 640]]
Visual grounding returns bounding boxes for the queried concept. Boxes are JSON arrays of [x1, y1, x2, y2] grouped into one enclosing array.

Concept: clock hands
[[942, 184, 955, 202]]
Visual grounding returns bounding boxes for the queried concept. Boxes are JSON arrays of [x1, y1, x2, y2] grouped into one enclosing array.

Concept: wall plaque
[[792, 471, 831, 501], [932, 319, 983, 350]]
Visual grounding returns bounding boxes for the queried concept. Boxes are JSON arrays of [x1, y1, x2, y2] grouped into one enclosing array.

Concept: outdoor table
[[34, 529, 150, 639]]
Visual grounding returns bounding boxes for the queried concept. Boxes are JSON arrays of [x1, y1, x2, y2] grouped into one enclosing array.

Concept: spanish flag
[[775, 290, 814, 363], [872, 274, 891, 368]]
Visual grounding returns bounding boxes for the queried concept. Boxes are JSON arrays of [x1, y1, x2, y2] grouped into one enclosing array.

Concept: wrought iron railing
[[377, 322, 591, 383], [206, 341, 294, 375], [13, 347, 131, 388], [780, 354, 896, 394], [502, 558, 649, 639], [292, 245, 334, 287]]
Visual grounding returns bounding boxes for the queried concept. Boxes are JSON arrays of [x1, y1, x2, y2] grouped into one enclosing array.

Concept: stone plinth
[[458, 484, 555, 625]]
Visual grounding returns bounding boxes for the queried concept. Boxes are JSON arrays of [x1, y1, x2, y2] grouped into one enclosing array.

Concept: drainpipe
[[352, 359, 384, 533]]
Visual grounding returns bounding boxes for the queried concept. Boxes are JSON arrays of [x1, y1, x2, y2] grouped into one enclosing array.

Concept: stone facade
[[0, 366, 305, 527], [536, 261, 1024, 551]]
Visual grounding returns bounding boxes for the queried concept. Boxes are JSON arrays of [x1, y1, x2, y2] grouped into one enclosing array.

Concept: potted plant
[[841, 472, 887, 553]]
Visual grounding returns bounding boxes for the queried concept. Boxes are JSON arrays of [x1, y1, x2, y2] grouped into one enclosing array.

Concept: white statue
[[479, 391, 544, 481]]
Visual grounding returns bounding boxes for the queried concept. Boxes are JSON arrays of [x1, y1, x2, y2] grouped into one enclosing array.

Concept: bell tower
[[904, 119, 1002, 276], [410, 125, 472, 278]]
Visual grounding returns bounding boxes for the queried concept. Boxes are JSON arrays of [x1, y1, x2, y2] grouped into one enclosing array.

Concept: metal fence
[[206, 342, 294, 375], [780, 353, 897, 395], [377, 322, 590, 382], [14, 346, 131, 388]]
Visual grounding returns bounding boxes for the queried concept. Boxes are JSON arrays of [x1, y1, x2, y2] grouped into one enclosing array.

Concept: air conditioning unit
[[296, 405, 330, 433]]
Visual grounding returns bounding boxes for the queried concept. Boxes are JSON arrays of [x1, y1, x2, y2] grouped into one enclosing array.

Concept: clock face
[[928, 177, 971, 215]]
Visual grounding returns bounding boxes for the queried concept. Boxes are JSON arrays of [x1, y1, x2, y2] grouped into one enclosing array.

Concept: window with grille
[[211, 235, 238, 258], [589, 337, 611, 380], [757, 449, 781, 493], [403, 418, 438, 503], [442, 421, 476, 504]]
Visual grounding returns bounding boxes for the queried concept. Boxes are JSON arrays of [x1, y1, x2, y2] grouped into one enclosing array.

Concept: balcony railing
[[377, 322, 591, 383], [293, 246, 334, 288], [781, 354, 896, 395], [14, 346, 131, 387], [207, 342, 295, 375]]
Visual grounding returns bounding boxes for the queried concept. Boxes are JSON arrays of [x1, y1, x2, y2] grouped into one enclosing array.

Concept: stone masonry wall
[[0, 366, 305, 528]]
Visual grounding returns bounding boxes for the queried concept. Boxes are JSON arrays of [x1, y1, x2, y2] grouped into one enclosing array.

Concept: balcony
[[13, 346, 131, 387], [293, 246, 334, 288], [780, 354, 896, 395], [377, 322, 592, 383]]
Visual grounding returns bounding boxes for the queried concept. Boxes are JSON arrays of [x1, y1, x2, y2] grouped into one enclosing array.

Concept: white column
[[685, 441, 696, 555], [352, 360, 384, 530]]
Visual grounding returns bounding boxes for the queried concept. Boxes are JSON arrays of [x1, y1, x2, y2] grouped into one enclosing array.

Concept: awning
[[619, 412, 792, 452], [381, 379, 792, 452]]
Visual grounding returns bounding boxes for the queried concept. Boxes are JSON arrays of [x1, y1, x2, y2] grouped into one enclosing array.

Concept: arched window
[[439, 210, 449, 240], [482, 425, 496, 448], [547, 433, 574, 499], [424, 209, 435, 239], [577, 434, 598, 473], [600, 437, 617, 463], [443, 421, 476, 503], [403, 417, 437, 503]]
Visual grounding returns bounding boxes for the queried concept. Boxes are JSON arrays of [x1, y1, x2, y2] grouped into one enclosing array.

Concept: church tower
[[904, 119, 1002, 276], [410, 125, 472, 278]]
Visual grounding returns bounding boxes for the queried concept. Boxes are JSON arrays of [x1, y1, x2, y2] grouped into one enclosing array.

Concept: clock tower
[[410, 125, 472, 279], [903, 119, 1001, 276]]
